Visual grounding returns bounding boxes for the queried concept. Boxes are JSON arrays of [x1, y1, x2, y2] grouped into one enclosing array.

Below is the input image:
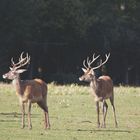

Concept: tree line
[[0, 0, 140, 85]]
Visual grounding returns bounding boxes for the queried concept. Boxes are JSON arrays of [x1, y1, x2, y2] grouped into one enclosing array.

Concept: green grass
[[0, 83, 140, 140]]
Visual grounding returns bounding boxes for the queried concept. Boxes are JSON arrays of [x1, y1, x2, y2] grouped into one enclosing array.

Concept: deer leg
[[27, 100, 32, 129], [37, 101, 50, 129], [102, 100, 108, 128], [44, 107, 50, 129], [95, 101, 100, 128], [110, 96, 118, 127], [20, 102, 25, 129]]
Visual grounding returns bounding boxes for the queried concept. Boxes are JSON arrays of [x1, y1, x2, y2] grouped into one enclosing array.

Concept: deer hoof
[[21, 125, 25, 129], [101, 124, 106, 128], [115, 123, 118, 128], [45, 125, 51, 130], [97, 123, 100, 128], [28, 125, 32, 130]]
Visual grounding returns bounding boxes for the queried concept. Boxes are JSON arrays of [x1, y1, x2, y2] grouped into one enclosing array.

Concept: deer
[[79, 53, 118, 128], [2, 52, 50, 130]]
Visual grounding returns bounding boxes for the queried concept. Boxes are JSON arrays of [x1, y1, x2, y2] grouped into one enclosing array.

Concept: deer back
[[18, 79, 47, 103], [92, 76, 113, 100]]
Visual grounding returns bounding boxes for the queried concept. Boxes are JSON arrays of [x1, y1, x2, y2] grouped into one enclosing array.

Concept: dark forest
[[0, 0, 140, 85]]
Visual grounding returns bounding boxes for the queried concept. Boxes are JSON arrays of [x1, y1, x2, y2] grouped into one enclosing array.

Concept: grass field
[[0, 83, 140, 140]]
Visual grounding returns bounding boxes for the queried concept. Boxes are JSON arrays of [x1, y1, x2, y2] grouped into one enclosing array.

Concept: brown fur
[[94, 76, 113, 100], [79, 69, 118, 128], [18, 79, 47, 103], [3, 73, 50, 129], [2, 53, 50, 129]]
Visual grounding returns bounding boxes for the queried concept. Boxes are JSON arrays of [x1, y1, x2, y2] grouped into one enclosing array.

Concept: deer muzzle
[[2, 74, 7, 79], [79, 77, 84, 81]]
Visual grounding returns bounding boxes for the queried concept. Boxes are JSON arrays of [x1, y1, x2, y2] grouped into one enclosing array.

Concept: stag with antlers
[[3, 52, 50, 129], [79, 53, 118, 128]]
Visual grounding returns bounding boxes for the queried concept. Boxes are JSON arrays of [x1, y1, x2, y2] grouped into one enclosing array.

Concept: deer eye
[[86, 72, 91, 76], [11, 71, 16, 75]]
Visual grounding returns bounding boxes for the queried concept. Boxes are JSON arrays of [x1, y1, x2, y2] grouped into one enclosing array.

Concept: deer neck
[[12, 76, 23, 96], [90, 76, 98, 90], [90, 76, 99, 98]]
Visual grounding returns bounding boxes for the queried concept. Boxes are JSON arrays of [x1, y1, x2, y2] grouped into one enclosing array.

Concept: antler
[[11, 52, 30, 70], [11, 52, 25, 66], [92, 53, 110, 70], [83, 53, 100, 69], [87, 53, 100, 68], [82, 53, 110, 70], [83, 60, 88, 69]]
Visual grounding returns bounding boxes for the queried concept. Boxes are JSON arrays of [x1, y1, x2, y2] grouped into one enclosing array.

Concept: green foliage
[[0, 83, 140, 140], [1, 0, 139, 47], [0, 0, 140, 84]]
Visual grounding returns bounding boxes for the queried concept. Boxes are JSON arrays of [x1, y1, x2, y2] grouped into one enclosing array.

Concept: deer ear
[[82, 68, 87, 73], [9, 67, 13, 70], [16, 69, 27, 73], [90, 69, 94, 75]]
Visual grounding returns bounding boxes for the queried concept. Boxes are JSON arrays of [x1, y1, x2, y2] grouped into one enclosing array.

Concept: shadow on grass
[[75, 128, 131, 133], [51, 128, 131, 134], [0, 112, 39, 119], [0, 119, 17, 122]]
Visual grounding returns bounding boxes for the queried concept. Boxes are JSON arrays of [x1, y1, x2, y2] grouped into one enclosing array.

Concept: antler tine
[[91, 53, 100, 64], [11, 57, 15, 66], [87, 53, 100, 68], [105, 53, 110, 59], [10, 52, 26, 68], [12, 52, 30, 70], [83, 59, 88, 69], [87, 57, 91, 68], [19, 53, 30, 66], [92, 53, 110, 70], [25, 53, 30, 65], [19, 52, 24, 62]]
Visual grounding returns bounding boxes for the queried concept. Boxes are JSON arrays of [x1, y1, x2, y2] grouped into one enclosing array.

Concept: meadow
[[0, 83, 140, 140]]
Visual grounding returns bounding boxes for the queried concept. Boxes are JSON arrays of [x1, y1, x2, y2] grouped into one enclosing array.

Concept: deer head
[[3, 52, 30, 80], [79, 53, 110, 82]]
